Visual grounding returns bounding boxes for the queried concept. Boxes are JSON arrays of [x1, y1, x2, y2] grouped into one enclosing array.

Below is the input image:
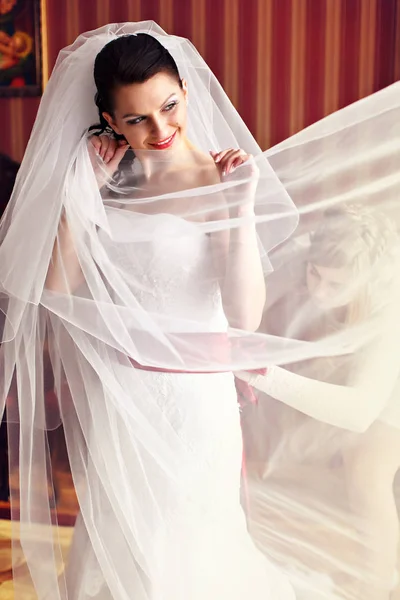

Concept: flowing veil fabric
[[0, 20, 399, 600]]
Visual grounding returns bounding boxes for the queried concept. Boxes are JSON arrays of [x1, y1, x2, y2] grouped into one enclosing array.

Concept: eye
[[126, 116, 146, 126], [309, 265, 320, 279], [163, 101, 178, 112]]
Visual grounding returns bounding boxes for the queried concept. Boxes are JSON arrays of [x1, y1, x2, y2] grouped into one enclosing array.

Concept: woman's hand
[[235, 369, 268, 384], [211, 148, 259, 217], [235, 370, 253, 383], [88, 135, 130, 186], [210, 148, 252, 176]]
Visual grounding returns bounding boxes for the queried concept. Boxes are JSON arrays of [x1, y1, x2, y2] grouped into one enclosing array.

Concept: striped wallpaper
[[1, 0, 399, 162]]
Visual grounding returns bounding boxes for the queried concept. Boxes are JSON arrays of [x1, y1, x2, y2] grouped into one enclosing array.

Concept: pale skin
[[46, 72, 265, 331], [238, 261, 400, 599]]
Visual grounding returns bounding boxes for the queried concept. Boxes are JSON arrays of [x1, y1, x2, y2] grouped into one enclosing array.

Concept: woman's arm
[[45, 136, 128, 294], [211, 150, 266, 331], [45, 212, 84, 293], [213, 213, 265, 331], [236, 332, 400, 432]]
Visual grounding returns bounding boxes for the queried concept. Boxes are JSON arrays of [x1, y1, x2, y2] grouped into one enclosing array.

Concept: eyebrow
[[122, 93, 176, 119]]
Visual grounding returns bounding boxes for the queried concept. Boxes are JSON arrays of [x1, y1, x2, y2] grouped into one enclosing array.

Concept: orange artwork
[[0, 0, 42, 96]]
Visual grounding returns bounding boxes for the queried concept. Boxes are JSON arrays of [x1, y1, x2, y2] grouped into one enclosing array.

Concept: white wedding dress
[[4, 21, 400, 600], [63, 215, 294, 600]]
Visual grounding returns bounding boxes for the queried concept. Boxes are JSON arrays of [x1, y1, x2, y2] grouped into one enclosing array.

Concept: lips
[[149, 131, 177, 150]]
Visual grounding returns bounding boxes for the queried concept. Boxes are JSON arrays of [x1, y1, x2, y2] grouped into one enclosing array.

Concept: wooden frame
[[0, 0, 43, 97]]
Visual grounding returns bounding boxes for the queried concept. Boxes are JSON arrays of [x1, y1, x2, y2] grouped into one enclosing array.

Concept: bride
[[1, 20, 400, 600], [0, 22, 297, 600]]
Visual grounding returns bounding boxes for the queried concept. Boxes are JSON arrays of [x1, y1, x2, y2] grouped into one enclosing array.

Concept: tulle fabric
[[0, 20, 399, 600]]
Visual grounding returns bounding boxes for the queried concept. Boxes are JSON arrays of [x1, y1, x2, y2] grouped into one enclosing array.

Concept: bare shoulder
[[189, 149, 221, 187]]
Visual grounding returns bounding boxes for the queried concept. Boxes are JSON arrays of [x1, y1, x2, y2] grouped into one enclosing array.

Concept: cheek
[[119, 125, 146, 146], [122, 126, 136, 139], [171, 105, 187, 127]]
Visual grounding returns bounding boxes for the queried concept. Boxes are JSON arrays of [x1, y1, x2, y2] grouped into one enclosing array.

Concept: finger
[[107, 142, 130, 174], [213, 149, 234, 164], [220, 149, 240, 162], [99, 135, 110, 160], [231, 158, 243, 170], [117, 138, 130, 150], [219, 149, 244, 168], [87, 138, 103, 173], [221, 150, 246, 175], [104, 139, 118, 164], [114, 142, 130, 162], [218, 154, 238, 176], [231, 154, 251, 171], [89, 136, 102, 153], [101, 136, 111, 160]]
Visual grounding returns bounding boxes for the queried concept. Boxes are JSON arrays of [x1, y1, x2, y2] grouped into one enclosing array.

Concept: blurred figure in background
[[238, 204, 400, 599]]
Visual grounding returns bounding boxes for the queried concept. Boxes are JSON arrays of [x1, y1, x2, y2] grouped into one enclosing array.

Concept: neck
[[136, 138, 199, 179]]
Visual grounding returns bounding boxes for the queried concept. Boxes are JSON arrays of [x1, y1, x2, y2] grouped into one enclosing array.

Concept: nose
[[149, 116, 168, 140]]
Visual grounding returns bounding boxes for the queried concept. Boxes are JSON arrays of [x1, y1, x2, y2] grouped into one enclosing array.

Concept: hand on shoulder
[[210, 148, 254, 177], [88, 135, 130, 186]]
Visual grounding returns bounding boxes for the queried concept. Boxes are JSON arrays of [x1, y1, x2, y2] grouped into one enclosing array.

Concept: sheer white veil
[[0, 20, 400, 600]]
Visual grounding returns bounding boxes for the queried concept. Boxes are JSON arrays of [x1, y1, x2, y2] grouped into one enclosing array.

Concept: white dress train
[[63, 221, 295, 600]]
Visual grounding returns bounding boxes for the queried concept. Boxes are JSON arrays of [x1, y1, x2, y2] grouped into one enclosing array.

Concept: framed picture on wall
[[0, 0, 43, 97]]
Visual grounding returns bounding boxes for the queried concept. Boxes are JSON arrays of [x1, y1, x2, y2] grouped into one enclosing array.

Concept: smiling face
[[103, 72, 189, 153]]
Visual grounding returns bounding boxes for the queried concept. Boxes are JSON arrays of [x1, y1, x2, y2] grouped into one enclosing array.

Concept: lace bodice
[[101, 211, 228, 331]]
